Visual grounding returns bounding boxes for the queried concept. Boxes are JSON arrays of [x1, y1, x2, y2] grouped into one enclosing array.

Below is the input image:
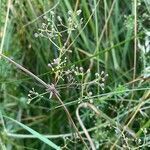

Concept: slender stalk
[[131, 0, 137, 99], [5, 125, 101, 139], [133, 0, 137, 83], [0, 0, 11, 57], [76, 103, 100, 150], [54, 94, 89, 149], [0, 137, 6, 150], [0, 53, 48, 87], [88, 0, 116, 70]]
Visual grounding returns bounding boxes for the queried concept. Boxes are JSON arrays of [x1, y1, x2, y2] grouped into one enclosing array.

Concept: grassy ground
[[0, 0, 150, 149]]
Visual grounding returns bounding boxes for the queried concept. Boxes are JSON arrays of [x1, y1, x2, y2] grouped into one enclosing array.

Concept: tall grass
[[0, 0, 150, 149]]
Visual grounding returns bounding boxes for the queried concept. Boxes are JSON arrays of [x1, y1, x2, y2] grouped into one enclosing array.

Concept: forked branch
[[0, 53, 88, 149]]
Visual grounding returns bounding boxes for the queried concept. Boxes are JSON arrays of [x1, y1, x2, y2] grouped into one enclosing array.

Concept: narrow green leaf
[[3, 115, 61, 150]]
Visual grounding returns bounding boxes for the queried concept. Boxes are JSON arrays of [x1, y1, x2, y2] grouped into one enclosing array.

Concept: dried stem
[[76, 103, 100, 150]]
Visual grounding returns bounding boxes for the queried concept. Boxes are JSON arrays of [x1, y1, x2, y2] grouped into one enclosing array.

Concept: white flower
[[34, 33, 39, 38], [57, 16, 62, 22], [68, 10, 72, 15], [53, 58, 60, 65], [76, 9, 82, 16], [138, 33, 150, 54]]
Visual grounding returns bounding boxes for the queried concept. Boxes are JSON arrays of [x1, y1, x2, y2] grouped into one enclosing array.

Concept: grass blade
[[3, 115, 61, 150]]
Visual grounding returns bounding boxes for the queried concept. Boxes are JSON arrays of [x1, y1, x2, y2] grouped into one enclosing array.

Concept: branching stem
[[0, 53, 88, 149]]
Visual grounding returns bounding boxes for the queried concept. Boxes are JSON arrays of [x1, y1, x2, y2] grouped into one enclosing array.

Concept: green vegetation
[[0, 0, 150, 149]]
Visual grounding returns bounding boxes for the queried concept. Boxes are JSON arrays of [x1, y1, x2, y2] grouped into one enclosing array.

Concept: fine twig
[[76, 103, 100, 150], [5, 124, 103, 139]]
